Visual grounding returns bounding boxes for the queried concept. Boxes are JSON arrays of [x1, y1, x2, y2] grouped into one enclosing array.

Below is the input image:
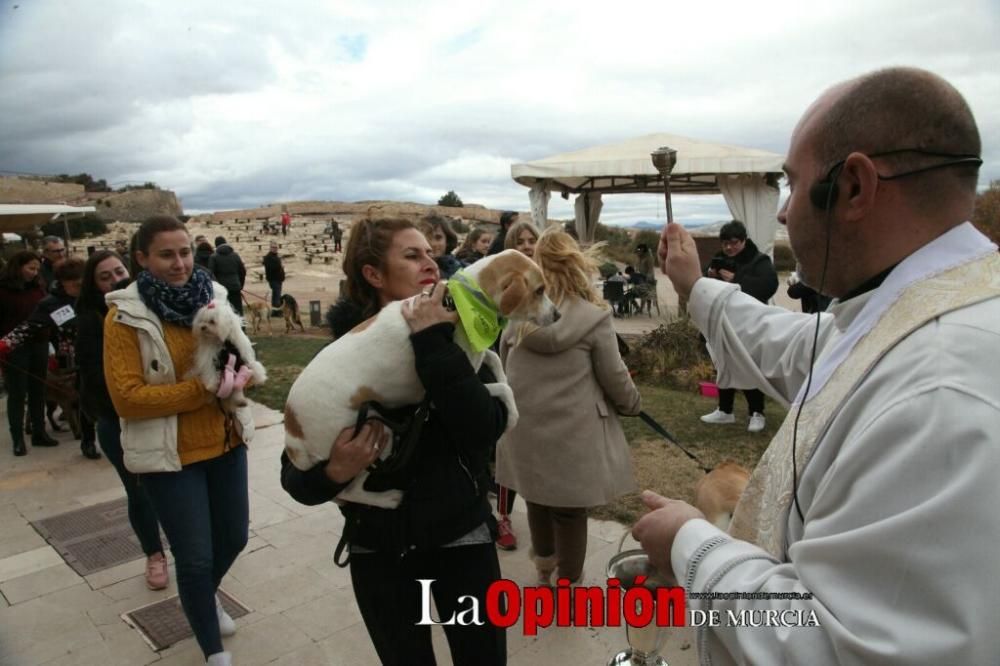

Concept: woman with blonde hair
[[496, 227, 640, 585]]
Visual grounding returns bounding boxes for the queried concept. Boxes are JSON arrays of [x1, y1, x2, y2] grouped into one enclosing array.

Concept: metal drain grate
[[31, 498, 160, 576], [123, 589, 250, 651]]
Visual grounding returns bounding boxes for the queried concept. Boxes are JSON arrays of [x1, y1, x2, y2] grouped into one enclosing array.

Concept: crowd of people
[[1, 65, 996, 665]]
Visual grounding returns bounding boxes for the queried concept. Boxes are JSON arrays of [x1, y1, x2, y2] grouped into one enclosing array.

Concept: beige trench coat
[[495, 297, 641, 507]]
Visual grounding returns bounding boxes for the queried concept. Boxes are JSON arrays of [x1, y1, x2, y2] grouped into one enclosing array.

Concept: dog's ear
[[498, 274, 528, 318]]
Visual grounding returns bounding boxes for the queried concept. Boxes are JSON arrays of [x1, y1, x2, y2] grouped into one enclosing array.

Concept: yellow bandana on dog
[[448, 271, 504, 352]]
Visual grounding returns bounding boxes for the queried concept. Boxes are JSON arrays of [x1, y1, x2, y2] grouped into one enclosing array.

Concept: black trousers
[[4, 343, 47, 438], [225, 287, 243, 315], [718, 388, 765, 415], [350, 542, 506, 665]]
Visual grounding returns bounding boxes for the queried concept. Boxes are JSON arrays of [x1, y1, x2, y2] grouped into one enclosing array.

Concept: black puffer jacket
[[77, 305, 116, 421], [705, 238, 778, 303], [207, 244, 246, 293], [281, 299, 508, 556], [263, 251, 285, 282]]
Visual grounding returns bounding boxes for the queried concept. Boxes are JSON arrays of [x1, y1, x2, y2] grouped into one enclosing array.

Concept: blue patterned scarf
[[136, 267, 214, 327]]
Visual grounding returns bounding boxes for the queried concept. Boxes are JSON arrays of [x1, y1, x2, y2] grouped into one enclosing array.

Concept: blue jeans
[[96, 417, 163, 556], [268, 280, 283, 308], [141, 446, 249, 658]]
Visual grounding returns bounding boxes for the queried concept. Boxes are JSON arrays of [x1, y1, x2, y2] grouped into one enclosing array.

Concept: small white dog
[[284, 250, 560, 509], [188, 299, 268, 413]]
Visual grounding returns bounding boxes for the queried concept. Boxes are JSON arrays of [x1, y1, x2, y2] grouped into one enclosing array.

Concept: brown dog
[[243, 300, 271, 335], [694, 461, 751, 531], [280, 294, 306, 333], [45, 368, 82, 439]]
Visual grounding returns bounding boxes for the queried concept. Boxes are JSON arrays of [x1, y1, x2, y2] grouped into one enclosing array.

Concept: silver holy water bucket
[[606, 539, 677, 666]]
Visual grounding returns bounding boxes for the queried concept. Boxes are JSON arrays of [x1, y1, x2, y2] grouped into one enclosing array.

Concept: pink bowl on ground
[[699, 381, 719, 398]]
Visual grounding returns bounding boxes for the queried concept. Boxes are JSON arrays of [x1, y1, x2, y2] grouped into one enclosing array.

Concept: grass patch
[[588, 383, 782, 526], [246, 334, 330, 410]]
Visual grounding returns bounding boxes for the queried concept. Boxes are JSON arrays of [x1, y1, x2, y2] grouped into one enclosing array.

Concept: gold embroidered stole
[[729, 252, 1000, 558]]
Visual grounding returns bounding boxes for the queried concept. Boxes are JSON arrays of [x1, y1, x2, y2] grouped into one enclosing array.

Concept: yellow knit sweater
[[104, 306, 240, 466]]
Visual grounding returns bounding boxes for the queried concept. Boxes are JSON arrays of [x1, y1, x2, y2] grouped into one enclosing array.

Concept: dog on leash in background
[[693, 461, 751, 530], [242, 297, 272, 335], [280, 294, 306, 333]]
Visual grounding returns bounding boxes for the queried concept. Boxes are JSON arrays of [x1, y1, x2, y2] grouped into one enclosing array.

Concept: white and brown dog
[[188, 299, 268, 414], [284, 250, 560, 508]]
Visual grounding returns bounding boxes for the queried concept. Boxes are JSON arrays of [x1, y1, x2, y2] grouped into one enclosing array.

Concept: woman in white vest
[[104, 216, 251, 666]]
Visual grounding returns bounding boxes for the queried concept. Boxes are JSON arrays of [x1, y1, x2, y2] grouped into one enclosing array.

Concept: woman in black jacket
[[0, 258, 100, 458], [282, 218, 507, 666], [701, 220, 779, 433], [75, 250, 170, 592], [0, 251, 55, 455]]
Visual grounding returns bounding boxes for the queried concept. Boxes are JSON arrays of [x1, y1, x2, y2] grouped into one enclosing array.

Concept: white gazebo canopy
[[511, 133, 785, 253], [0, 203, 97, 235]]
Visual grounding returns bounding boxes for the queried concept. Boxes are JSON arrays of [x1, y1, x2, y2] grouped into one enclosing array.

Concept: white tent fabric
[[512, 133, 784, 244], [0, 204, 97, 233], [573, 193, 603, 240], [528, 182, 551, 231], [717, 174, 782, 256]]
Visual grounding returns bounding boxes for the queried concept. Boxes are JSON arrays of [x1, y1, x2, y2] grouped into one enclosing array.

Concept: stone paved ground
[[0, 400, 699, 666]]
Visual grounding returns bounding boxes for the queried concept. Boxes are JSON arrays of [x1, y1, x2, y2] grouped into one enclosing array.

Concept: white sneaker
[[206, 651, 232, 666], [216, 595, 236, 637], [700, 409, 735, 425], [748, 412, 766, 433]]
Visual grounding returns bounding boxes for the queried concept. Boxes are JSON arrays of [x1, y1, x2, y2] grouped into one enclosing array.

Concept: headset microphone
[[809, 162, 845, 210]]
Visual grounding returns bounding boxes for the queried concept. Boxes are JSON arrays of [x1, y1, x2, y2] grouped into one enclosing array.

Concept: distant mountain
[[607, 218, 728, 231]]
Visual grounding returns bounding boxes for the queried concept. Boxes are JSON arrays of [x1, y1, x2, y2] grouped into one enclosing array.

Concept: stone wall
[[90, 189, 183, 222], [190, 200, 514, 227], [0, 176, 85, 203]]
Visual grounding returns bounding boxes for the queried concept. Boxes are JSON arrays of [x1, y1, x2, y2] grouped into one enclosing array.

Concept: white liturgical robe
[[672, 223, 1000, 665]]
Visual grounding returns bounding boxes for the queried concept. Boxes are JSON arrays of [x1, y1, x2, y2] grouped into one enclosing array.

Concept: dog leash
[[0, 355, 88, 395], [635, 410, 712, 473], [241, 289, 270, 304]]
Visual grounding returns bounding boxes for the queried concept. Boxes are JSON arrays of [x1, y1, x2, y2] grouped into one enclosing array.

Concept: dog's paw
[[485, 383, 518, 431], [250, 361, 267, 384], [202, 375, 220, 393]]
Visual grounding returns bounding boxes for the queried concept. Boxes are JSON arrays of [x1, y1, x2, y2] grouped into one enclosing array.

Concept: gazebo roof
[[511, 132, 785, 195], [0, 204, 97, 233]]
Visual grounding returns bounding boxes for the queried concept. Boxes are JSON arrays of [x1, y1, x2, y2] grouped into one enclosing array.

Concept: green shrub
[[438, 190, 463, 207], [626, 320, 714, 389], [598, 262, 618, 279]]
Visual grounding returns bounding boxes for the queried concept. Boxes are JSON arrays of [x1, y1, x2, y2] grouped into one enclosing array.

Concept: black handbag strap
[[332, 398, 432, 567]]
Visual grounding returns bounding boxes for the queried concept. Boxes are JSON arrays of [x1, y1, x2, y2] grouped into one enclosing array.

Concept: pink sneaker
[[495, 517, 517, 551], [145, 552, 169, 590]]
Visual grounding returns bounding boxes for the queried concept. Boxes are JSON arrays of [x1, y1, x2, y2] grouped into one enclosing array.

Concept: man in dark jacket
[[39, 236, 67, 292], [208, 236, 247, 315], [263, 241, 285, 317], [701, 220, 779, 433]]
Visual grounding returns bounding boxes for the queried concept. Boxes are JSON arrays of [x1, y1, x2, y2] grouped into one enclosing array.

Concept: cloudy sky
[[1, 0, 997, 225]]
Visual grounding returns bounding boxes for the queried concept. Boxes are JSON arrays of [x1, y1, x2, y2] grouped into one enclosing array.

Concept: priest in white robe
[[632, 67, 1000, 665]]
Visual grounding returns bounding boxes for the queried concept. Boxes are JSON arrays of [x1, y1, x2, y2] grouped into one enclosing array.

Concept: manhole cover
[[31, 498, 165, 576], [123, 589, 250, 651]]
